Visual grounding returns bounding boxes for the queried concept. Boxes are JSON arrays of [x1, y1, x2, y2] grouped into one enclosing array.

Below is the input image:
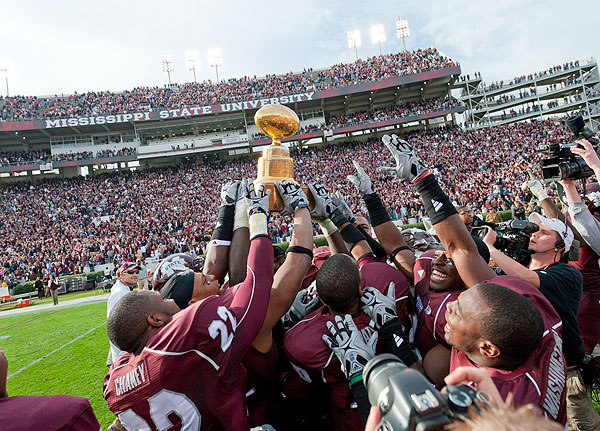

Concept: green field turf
[[0, 301, 114, 427], [0, 296, 598, 431]]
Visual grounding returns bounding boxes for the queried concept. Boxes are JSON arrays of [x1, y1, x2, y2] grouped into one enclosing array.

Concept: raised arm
[[252, 181, 313, 353], [228, 190, 251, 286], [203, 181, 239, 284], [378, 134, 495, 286], [225, 181, 274, 366], [346, 161, 415, 281], [310, 183, 372, 261]]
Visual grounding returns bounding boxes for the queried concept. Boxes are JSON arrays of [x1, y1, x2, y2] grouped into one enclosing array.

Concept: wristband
[[248, 213, 269, 240], [390, 245, 411, 262], [414, 174, 457, 225], [233, 198, 249, 231], [208, 239, 232, 248], [318, 218, 337, 236], [412, 170, 431, 185], [363, 192, 391, 227], [211, 205, 234, 242], [350, 374, 363, 386], [340, 224, 365, 252], [330, 207, 349, 228], [287, 245, 314, 259]]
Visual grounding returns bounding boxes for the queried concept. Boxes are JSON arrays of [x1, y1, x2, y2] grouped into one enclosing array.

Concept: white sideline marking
[[7, 321, 106, 379]]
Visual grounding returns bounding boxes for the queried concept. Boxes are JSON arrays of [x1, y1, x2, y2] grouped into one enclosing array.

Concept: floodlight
[[371, 24, 386, 56], [208, 48, 223, 83], [347, 29, 362, 61], [186, 51, 200, 83], [0, 63, 11, 97], [396, 19, 410, 51], [160, 55, 174, 85]]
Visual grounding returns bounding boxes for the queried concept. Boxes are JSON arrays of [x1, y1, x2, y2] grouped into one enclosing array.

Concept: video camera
[[471, 218, 538, 265], [364, 354, 491, 431], [537, 114, 599, 183]]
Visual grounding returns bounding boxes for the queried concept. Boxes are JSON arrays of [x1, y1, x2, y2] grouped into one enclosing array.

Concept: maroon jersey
[[243, 344, 279, 427], [413, 251, 461, 355], [283, 255, 410, 431], [450, 276, 567, 424], [0, 395, 100, 431], [104, 237, 273, 431], [569, 233, 600, 353], [578, 288, 600, 354]]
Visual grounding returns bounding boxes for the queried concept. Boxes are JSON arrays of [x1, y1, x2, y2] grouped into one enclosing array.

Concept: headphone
[[554, 216, 570, 251]]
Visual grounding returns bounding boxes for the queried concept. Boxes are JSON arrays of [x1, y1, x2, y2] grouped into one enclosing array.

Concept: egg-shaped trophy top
[[254, 104, 300, 145]]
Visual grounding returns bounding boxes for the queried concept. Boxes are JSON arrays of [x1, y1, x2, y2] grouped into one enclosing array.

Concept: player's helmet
[[152, 253, 204, 291], [401, 228, 439, 252]]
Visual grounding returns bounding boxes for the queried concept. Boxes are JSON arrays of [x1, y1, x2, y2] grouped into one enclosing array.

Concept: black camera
[[537, 114, 599, 183], [471, 218, 538, 265], [363, 354, 490, 431]]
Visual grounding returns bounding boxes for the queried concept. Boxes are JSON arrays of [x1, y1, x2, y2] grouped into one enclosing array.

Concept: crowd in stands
[[328, 98, 460, 128], [0, 118, 569, 286], [0, 48, 456, 122], [51, 147, 137, 162], [474, 61, 580, 93], [0, 148, 137, 166], [0, 149, 51, 166]]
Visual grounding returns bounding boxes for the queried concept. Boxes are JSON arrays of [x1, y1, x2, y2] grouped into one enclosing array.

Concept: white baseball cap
[[528, 212, 574, 251]]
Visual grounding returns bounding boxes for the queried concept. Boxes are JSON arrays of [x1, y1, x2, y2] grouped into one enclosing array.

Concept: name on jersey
[[115, 363, 148, 397], [542, 330, 566, 420]]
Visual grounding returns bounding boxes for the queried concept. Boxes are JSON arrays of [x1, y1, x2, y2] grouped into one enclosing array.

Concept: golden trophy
[[254, 104, 314, 211]]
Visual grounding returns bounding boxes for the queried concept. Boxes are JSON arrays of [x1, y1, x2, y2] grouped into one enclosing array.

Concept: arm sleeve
[[350, 381, 371, 425], [568, 202, 600, 255], [224, 236, 274, 371]]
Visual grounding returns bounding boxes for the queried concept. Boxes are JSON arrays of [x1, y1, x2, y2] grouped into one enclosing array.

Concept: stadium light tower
[[347, 29, 362, 61], [208, 48, 223, 83], [161, 55, 174, 86], [186, 51, 201, 83], [396, 19, 410, 52], [0, 64, 10, 97], [371, 24, 386, 56]]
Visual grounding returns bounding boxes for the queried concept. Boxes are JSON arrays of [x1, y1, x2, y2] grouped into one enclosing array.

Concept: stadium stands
[[0, 118, 567, 286], [0, 48, 456, 122]]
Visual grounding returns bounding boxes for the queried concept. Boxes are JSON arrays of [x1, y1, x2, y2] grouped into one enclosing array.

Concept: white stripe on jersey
[[433, 293, 452, 340], [236, 266, 256, 326], [525, 372, 541, 396], [142, 347, 220, 371]]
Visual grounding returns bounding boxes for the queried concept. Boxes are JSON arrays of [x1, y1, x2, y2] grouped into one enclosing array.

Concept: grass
[[1, 300, 114, 427]]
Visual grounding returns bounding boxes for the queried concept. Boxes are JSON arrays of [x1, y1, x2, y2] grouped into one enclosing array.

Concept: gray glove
[[281, 282, 320, 329], [331, 191, 356, 224], [275, 180, 309, 216], [377, 134, 428, 183], [243, 179, 271, 239], [521, 172, 549, 200], [322, 314, 378, 381], [308, 183, 348, 228], [360, 283, 397, 330], [219, 180, 240, 207], [347, 160, 374, 197], [308, 184, 334, 219]]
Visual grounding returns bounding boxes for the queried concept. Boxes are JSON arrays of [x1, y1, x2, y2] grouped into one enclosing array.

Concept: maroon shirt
[[283, 256, 410, 431], [104, 237, 273, 431], [450, 276, 567, 424], [413, 251, 462, 355], [0, 395, 100, 431], [568, 218, 600, 353]]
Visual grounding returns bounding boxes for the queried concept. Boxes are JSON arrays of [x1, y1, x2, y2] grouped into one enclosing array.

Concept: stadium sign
[[42, 92, 316, 129]]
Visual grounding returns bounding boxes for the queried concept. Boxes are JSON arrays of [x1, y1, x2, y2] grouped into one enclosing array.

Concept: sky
[[1, 0, 599, 97]]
